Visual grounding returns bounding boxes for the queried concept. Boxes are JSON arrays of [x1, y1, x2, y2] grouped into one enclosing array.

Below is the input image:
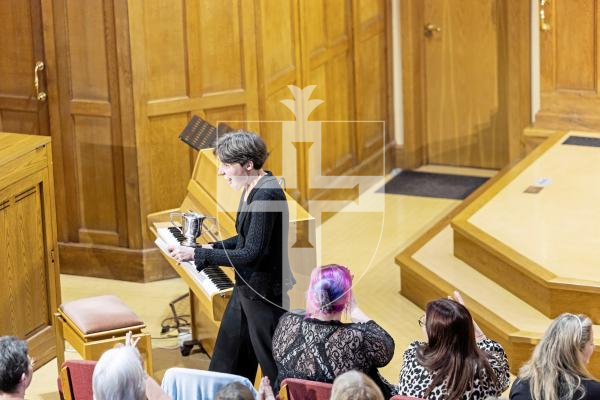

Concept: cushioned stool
[[54, 295, 153, 374]]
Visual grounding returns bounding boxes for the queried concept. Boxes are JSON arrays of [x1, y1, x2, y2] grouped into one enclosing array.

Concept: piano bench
[[53, 295, 153, 375]]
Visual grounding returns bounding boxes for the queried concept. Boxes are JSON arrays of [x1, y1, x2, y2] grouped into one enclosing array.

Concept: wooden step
[[396, 226, 600, 376], [451, 131, 600, 323]]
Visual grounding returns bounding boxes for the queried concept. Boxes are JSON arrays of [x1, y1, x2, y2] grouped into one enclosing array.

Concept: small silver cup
[[169, 211, 206, 247]]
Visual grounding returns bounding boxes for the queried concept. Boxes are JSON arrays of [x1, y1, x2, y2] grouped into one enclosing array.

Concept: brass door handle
[[540, 0, 551, 31], [34, 61, 47, 102], [424, 23, 441, 37]]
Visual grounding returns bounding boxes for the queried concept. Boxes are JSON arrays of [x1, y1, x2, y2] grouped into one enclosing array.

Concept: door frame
[[399, 0, 531, 169], [39, 0, 69, 235]]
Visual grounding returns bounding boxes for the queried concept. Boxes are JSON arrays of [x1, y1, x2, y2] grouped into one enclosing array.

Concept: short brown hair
[[215, 131, 269, 169]]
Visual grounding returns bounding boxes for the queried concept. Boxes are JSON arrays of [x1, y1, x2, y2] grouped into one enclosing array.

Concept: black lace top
[[272, 311, 395, 397]]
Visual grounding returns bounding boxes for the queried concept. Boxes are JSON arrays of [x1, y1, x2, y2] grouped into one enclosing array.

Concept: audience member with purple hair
[[272, 264, 395, 398]]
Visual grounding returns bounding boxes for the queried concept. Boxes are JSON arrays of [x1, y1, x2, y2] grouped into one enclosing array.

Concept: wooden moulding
[[58, 242, 178, 282], [451, 132, 600, 323]]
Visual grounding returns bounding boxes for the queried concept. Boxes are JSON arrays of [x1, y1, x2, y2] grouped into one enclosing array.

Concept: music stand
[[179, 115, 235, 150]]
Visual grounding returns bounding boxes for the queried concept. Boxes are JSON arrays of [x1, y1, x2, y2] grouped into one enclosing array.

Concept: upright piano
[[148, 149, 314, 356]]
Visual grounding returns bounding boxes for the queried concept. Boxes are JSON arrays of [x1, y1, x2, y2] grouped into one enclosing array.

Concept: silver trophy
[[169, 211, 208, 247]]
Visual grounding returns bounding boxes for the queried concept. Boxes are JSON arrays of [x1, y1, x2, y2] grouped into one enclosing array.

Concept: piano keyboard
[[155, 226, 234, 297]]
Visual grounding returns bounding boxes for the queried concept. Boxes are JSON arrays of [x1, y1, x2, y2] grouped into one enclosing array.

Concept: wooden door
[[534, 0, 600, 131], [0, 0, 49, 134], [424, 0, 508, 168]]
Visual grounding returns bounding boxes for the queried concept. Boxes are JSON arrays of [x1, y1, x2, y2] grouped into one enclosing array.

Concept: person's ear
[[245, 161, 254, 170], [20, 371, 31, 388]]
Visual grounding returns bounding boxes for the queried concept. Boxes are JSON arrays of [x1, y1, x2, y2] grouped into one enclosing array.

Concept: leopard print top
[[395, 338, 510, 400]]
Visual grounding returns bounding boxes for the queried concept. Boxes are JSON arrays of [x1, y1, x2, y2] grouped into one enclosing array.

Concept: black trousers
[[209, 287, 285, 385]]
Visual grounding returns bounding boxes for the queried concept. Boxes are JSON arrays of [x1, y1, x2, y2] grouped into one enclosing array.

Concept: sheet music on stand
[[179, 115, 235, 150]]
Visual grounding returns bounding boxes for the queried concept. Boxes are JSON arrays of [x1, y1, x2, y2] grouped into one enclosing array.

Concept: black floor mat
[[378, 170, 489, 200]]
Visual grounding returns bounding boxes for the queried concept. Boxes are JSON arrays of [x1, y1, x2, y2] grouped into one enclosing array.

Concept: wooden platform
[[397, 131, 600, 374]]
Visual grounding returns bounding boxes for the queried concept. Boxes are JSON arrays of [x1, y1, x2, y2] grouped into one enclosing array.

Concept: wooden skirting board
[[396, 131, 600, 375], [59, 242, 178, 282]]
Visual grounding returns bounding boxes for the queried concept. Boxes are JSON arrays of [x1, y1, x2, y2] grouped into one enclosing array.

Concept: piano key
[[156, 226, 234, 297]]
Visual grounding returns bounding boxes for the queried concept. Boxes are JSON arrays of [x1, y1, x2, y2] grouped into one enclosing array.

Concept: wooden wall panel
[[353, 0, 387, 163], [303, 0, 354, 181], [195, 1, 244, 95], [73, 116, 118, 245], [0, 0, 49, 135], [204, 106, 247, 131], [145, 113, 191, 218], [258, 0, 299, 89], [256, 0, 302, 189], [66, 0, 109, 99], [554, 0, 595, 91], [144, 0, 187, 100], [45, 0, 390, 281], [0, 111, 40, 134], [53, 0, 128, 251], [0, 1, 35, 97], [535, 0, 600, 131]]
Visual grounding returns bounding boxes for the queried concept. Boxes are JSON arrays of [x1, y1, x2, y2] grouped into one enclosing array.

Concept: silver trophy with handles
[[169, 211, 210, 247]]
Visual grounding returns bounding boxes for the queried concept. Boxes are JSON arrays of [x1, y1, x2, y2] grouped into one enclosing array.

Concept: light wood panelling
[[303, 0, 355, 181], [53, 0, 128, 254], [424, 0, 506, 168], [129, 0, 261, 272], [145, 113, 192, 222], [255, 0, 302, 190], [73, 116, 118, 245], [194, 0, 244, 95], [353, 0, 387, 163], [400, 0, 530, 169], [0, 0, 49, 135], [144, 0, 187, 100], [0, 133, 61, 369], [66, 0, 109, 100], [535, 0, 600, 131], [23, 0, 391, 282]]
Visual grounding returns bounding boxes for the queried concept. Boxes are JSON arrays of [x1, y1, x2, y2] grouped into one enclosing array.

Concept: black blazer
[[194, 172, 291, 303]]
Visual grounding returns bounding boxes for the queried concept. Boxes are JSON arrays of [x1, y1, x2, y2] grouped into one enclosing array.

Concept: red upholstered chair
[[278, 378, 333, 400], [57, 360, 97, 400], [390, 396, 425, 400]]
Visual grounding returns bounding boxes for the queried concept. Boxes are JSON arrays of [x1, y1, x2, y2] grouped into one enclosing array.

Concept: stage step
[[397, 226, 600, 376], [450, 131, 600, 323]]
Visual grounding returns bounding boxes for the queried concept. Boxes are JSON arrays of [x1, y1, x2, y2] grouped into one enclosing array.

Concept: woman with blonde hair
[[510, 313, 599, 400], [331, 371, 384, 400]]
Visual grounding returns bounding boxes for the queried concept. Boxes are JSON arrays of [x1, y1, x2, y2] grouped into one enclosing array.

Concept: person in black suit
[[169, 131, 292, 386]]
